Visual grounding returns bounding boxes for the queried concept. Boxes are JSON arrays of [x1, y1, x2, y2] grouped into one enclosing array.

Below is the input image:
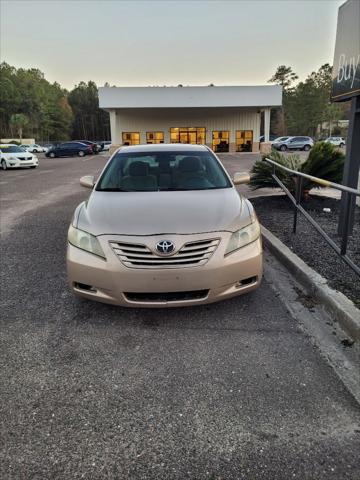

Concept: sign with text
[[331, 0, 360, 102]]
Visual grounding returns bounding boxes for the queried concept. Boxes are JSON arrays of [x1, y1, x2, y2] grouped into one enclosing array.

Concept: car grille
[[124, 290, 209, 302], [18, 157, 32, 161], [110, 238, 220, 269]]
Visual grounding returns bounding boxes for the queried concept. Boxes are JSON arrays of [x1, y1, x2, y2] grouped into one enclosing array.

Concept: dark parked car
[[45, 142, 93, 158], [71, 140, 100, 154]]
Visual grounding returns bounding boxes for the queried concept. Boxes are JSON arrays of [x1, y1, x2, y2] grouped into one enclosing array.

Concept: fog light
[[235, 276, 257, 288], [74, 282, 97, 292]]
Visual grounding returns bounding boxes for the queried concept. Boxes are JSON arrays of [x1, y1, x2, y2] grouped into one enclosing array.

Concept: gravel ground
[[251, 195, 360, 307]]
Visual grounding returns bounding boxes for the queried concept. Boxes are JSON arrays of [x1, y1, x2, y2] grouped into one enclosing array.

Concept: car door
[[70, 143, 82, 155], [58, 143, 69, 156], [288, 137, 299, 149]]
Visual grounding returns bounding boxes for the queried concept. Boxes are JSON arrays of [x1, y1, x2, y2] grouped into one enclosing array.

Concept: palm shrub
[[250, 149, 301, 192], [249, 142, 345, 194], [300, 141, 345, 191]]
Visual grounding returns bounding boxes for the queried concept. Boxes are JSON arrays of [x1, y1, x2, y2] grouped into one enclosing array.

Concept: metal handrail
[[264, 157, 360, 196], [263, 157, 360, 277]]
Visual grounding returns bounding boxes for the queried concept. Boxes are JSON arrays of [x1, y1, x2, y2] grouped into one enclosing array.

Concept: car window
[[0, 145, 26, 153], [96, 150, 232, 192]]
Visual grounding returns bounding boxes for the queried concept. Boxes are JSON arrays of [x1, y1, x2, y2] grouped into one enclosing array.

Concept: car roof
[[0, 143, 21, 147], [118, 143, 209, 153]]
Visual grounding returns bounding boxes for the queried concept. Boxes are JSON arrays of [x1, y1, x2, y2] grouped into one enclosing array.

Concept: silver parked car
[[272, 136, 314, 152]]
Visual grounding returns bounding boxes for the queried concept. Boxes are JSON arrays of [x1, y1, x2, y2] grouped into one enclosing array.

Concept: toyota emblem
[[156, 240, 175, 255]]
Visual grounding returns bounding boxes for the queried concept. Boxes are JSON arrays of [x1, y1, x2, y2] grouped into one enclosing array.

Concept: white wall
[[99, 85, 282, 109], [110, 107, 261, 145]]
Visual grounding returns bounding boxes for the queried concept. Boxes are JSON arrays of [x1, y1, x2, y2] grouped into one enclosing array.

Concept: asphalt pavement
[[1, 154, 359, 479]]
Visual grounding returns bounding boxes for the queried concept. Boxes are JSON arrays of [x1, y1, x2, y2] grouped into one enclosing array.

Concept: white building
[[98, 85, 282, 153]]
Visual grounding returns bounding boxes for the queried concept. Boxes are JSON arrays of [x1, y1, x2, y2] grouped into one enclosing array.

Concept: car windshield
[[0, 145, 26, 153], [96, 150, 232, 192]]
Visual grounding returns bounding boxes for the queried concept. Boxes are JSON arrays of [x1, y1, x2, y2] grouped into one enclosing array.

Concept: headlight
[[225, 220, 260, 255], [9, 156, 19, 161], [68, 225, 106, 259]]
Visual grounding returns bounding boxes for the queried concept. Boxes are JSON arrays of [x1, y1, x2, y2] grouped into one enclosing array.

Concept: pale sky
[[0, 0, 344, 90]]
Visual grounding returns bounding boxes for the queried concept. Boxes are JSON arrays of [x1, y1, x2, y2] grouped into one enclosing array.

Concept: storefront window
[[170, 127, 206, 144], [212, 131, 229, 152], [122, 132, 140, 145], [236, 130, 253, 152], [146, 132, 164, 144]]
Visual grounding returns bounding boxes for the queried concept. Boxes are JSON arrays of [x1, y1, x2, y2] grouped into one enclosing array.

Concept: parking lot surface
[[1, 154, 360, 479]]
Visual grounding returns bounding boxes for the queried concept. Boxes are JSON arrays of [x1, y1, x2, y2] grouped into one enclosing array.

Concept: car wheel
[[280, 145, 287, 151], [340, 143, 345, 148], [78, 150, 85, 157], [49, 152, 56, 158], [33, 149, 38, 153], [303, 145, 311, 151], [1, 160, 7, 170]]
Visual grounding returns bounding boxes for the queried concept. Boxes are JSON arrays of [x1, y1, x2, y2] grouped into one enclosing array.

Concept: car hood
[[2, 152, 34, 158], [76, 188, 252, 236]]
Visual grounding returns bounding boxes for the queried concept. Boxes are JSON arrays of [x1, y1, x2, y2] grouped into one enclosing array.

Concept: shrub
[[301, 141, 345, 191], [249, 142, 345, 194], [250, 149, 301, 192]]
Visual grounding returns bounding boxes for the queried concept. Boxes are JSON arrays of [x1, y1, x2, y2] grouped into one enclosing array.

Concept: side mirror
[[80, 175, 95, 189], [233, 172, 250, 185]]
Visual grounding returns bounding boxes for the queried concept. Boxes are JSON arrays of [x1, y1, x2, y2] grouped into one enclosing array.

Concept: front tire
[[78, 150, 85, 157], [1, 160, 7, 170], [303, 144, 311, 151], [280, 145, 287, 152], [340, 143, 345, 148], [49, 152, 56, 158]]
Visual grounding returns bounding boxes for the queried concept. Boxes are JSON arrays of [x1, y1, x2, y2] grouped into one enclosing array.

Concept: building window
[[236, 130, 253, 152], [146, 131, 164, 144], [122, 132, 140, 145], [212, 131, 229, 152], [170, 127, 206, 145]]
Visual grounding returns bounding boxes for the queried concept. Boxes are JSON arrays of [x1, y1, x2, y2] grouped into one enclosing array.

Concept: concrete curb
[[261, 225, 360, 341]]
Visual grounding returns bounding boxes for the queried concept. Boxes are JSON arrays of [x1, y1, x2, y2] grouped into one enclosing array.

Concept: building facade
[[99, 85, 282, 153]]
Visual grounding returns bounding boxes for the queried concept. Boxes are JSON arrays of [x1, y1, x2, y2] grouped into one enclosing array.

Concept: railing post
[[340, 192, 353, 256], [293, 176, 302, 234]]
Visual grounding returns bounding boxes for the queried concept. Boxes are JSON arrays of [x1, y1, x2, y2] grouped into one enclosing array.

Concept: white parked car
[[21, 143, 48, 153], [101, 141, 111, 151], [324, 137, 346, 147], [0, 144, 39, 170]]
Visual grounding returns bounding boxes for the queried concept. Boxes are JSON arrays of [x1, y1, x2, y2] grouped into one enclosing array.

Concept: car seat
[[177, 156, 211, 189], [120, 161, 158, 191]]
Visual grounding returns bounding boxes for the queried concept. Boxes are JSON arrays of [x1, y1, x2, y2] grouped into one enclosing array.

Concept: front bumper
[[6, 158, 38, 168], [67, 232, 263, 308]]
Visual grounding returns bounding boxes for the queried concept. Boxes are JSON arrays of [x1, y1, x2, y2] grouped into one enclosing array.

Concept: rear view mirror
[[80, 175, 95, 189], [233, 172, 250, 185]]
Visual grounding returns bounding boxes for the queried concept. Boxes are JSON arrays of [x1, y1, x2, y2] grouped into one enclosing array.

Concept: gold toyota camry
[[67, 144, 262, 307]]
